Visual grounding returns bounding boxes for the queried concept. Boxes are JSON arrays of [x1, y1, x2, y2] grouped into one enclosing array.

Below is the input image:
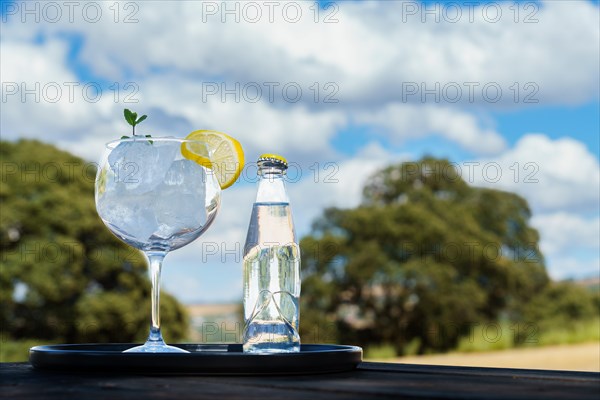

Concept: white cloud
[[473, 134, 600, 213], [3, 1, 598, 109], [139, 75, 347, 161], [4, 1, 595, 161], [541, 255, 600, 281], [532, 213, 600, 255], [0, 38, 131, 159], [531, 212, 600, 279], [1, 39, 85, 136], [356, 103, 506, 155]]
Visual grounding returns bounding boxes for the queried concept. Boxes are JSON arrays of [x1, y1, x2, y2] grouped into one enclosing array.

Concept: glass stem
[[146, 251, 166, 344]]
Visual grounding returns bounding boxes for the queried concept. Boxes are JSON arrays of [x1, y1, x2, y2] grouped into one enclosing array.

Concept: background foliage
[[299, 158, 598, 355], [1, 140, 188, 347]]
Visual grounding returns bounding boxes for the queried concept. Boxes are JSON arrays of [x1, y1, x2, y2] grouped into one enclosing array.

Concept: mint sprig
[[123, 109, 147, 136]]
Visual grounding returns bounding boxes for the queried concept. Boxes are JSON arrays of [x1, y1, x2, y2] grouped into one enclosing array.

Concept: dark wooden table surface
[[1, 362, 599, 399]]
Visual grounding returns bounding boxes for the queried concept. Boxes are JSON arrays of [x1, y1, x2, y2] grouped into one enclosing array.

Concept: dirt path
[[369, 342, 600, 372]]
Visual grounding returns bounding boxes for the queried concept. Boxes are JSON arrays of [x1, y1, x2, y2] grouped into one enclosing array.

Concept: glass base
[[123, 342, 189, 353], [243, 342, 300, 354], [243, 321, 300, 353]]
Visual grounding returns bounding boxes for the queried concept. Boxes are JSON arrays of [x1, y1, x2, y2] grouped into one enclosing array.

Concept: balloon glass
[[95, 137, 221, 353]]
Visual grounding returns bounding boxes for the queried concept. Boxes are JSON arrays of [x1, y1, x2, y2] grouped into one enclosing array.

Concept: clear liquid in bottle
[[242, 155, 300, 353]]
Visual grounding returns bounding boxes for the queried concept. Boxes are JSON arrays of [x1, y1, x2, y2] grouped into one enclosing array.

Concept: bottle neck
[[256, 171, 288, 203]]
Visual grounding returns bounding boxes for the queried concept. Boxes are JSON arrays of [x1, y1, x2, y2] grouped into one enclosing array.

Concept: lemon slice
[[182, 130, 244, 189]]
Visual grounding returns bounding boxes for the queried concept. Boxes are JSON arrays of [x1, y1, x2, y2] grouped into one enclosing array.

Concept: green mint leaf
[[121, 135, 130, 139], [145, 134, 153, 144], [123, 109, 148, 138], [124, 109, 135, 126]]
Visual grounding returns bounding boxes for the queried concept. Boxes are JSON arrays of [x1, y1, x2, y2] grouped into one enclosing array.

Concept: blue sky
[[333, 102, 600, 160], [494, 104, 599, 155], [1, 0, 599, 303]]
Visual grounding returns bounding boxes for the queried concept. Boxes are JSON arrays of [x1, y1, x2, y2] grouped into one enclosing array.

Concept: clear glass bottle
[[242, 154, 301, 353]]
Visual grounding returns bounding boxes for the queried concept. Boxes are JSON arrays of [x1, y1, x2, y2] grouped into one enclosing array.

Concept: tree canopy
[[1, 139, 188, 343], [300, 157, 551, 353]]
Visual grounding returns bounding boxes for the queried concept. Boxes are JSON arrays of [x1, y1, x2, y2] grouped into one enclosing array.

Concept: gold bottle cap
[[258, 153, 288, 168]]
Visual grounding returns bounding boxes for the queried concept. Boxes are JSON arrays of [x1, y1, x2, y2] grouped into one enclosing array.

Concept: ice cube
[[97, 186, 158, 244], [154, 160, 209, 237], [107, 139, 178, 195]]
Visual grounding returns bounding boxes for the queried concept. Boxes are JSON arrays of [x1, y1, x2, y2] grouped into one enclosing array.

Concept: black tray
[[29, 343, 362, 375]]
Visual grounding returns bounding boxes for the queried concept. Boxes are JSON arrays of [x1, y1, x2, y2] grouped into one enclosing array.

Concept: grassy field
[[368, 342, 600, 372], [363, 318, 600, 372], [0, 339, 46, 363], [364, 318, 600, 357]]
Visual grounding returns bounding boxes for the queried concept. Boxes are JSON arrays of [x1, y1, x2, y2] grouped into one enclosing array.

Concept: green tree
[[522, 282, 598, 325], [1, 139, 188, 343], [300, 157, 549, 354]]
